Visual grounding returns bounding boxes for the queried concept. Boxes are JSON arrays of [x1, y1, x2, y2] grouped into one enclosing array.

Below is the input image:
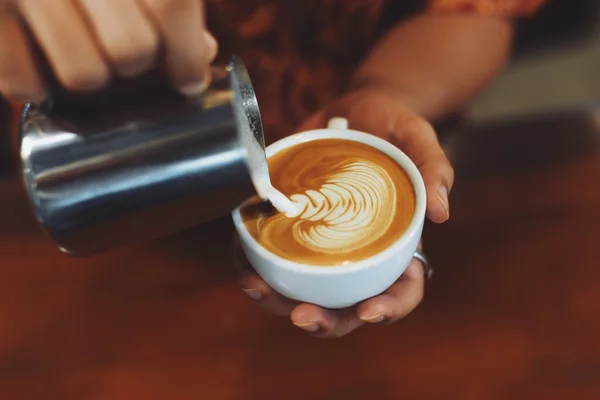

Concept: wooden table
[[2, 106, 600, 399]]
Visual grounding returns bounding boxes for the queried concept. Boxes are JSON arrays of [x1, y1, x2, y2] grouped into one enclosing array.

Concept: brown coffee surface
[[241, 138, 415, 266]]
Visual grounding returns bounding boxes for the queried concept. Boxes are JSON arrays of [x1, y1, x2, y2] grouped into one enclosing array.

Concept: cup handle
[[327, 117, 349, 130]]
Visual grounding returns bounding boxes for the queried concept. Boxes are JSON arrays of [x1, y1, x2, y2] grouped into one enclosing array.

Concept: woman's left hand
[[235, 237, 428, 338], [235, 87, 454, 338]]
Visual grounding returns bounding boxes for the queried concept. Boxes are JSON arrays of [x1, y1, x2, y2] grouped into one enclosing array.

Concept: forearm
[[352, 13, 514, 121]]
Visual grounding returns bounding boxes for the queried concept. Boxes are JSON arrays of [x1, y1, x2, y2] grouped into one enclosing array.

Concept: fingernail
[[177, 32, 215, 98], [359, 313, 385, 323], [437, 185, 450, 219], [241, 288, 262, 301], [178, 79, 209, 97], [292, 321, 320, 333]]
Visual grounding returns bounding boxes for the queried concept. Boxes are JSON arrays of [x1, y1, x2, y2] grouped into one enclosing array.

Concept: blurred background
[[474, 0, 600, 119], [2, 1, 600, 399]]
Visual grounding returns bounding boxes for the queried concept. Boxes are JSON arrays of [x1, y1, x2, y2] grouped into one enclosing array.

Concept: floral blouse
[[0, 1, 548, 173], [207, 0, 546, 141]]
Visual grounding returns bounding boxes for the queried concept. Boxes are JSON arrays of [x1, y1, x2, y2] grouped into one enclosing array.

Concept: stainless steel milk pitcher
[[19, 56, 270, 256]]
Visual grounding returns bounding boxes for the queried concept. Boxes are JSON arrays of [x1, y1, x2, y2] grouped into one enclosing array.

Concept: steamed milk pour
[[19, 56, 293, 256]]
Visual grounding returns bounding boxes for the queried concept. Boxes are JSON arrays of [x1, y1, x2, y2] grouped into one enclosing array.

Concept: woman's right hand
[[0, 0, 218, 103]]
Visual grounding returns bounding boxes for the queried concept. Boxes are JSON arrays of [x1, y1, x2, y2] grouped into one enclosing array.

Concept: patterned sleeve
[[427, 0, 547, 17]]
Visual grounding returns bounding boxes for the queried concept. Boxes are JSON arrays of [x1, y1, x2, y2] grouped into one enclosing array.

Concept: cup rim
[[231, 127, 427, 275]]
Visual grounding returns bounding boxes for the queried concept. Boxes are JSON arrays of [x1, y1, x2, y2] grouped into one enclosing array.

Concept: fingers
[[233, 231, 426, 338], [297, 90, 454, 223], [235, 256, 367, 338], [233, 231, 363, 337], [2, 0, 217, 102], [338, 91, 453, 223], [356, 257, 425, 324], [290, 304, 364, 339], [78, 0, 159, 78], [233, 235, 297, 317], [18, 0, 110, 93], [289, 257, 425, 337], [391, 114, 454, 223], [233, 234, 364, 337], [238, 272, 298, 317], [0, 8, 45, 101], [140, 0, 217, 96]]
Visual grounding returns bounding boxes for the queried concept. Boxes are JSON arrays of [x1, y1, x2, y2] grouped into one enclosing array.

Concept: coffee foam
[[242, 139, 415, 266], [285, 160, 395, 254]]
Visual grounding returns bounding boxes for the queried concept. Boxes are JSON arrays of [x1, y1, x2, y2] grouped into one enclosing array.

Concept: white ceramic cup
[[231, 118, 427, 309]]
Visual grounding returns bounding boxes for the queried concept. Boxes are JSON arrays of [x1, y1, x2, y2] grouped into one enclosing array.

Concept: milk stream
[[263, 187, 301, 217]]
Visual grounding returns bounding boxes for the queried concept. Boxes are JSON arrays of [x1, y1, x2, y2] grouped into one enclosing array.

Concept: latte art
[[242, 139, 415, 266], [286, 161, 396, 254]]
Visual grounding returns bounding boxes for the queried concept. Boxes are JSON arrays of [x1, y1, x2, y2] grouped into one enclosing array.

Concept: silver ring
[[413, 250, 433, 280]]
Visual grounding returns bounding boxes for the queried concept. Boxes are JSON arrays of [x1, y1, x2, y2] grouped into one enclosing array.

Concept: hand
[[235, 87, 454, 338], [0, 0, 217, 102], [235, 236, 428, 339], [298, 87, 453, 224]]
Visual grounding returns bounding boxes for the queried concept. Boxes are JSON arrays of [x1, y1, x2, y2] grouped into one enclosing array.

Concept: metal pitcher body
[[19, 57, 268, 256]]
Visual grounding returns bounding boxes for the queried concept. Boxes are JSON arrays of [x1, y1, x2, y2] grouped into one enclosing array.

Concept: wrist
[[347, 76, 438, 120], [341, 79, 464, 140]]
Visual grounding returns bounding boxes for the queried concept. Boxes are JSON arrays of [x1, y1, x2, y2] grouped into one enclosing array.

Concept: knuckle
[[403, 115, 435, 136], [107, 36, 159, 76], [446, 163, 455, 186], [432, 153, 453, 173], [110, 37, 158, 65], [430, 154, 454, 185], [414, 284, 425, 306], [393, 296, 423, 322], [423, 155, 454, 186], [57, 64, 110, 92], [0, 83, 32, 100]]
